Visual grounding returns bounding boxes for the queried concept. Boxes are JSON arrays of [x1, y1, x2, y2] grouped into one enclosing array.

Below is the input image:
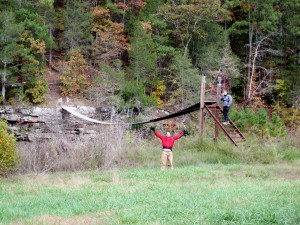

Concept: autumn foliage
[[0, 119, 17, 176], [91, 7, 129, 65], [59, 51, 90, 97]]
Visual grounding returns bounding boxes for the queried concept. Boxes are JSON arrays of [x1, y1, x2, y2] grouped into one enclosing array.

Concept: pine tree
[[129, 22, 157, 87], [0, 11, 23, 102], [62, 0, 93, 54], [169, 54, 200, 108]]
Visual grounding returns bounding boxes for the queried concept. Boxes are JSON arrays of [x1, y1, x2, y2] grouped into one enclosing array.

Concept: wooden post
[[199, 75, 206, 136], [217, 75, 222, 104], [214, 75, 222, 141]]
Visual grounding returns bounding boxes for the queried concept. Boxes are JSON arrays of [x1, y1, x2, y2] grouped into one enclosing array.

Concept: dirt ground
[[44, 69, 91, 107]]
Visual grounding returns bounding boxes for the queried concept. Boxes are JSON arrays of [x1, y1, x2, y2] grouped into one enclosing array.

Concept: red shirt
[[154, 131, 184, 149]]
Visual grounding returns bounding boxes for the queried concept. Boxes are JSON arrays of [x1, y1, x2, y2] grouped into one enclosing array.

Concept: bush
[[59, 51, 90, 97], [230, 107, 286, 138], [25, 78, 49, 104], [0, 119, 17, 175]]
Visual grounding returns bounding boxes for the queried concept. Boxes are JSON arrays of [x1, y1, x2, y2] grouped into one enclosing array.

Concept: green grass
[[1, 164, 300, 224]]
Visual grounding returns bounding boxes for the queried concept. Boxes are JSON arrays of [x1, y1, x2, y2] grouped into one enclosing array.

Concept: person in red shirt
[[150, 127, 188, 170]]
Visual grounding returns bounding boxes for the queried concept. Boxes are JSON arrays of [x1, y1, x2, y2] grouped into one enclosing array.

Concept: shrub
[[25, 78, 49, 104], [59, 51, 90, 97], [0, 119, 17, 176], [230, 107, 287, 138]]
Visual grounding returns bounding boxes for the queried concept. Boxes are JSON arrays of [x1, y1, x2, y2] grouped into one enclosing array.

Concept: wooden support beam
[[199, 75, 206, 136], [215, 76, 222, 141]]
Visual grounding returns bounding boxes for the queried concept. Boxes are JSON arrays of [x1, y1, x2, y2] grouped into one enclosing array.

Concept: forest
[[0, 0, 299, 122]]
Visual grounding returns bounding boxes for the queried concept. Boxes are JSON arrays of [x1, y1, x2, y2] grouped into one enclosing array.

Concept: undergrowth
[[14, 127, 300, 173]]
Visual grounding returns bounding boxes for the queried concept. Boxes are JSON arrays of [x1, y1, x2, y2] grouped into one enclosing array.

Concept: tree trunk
[[245, 1, 257, 106], [246, 13, 254, 106], [1, 62, 7, 102], [49, 25, 53, 65], [247, 34, 273, 104]]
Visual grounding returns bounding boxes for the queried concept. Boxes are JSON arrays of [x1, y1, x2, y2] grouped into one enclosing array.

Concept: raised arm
[[150, 127, 163, 140], [174, 130, 189, 140], [173, 133, 184, 140], [154, 130, 163, 140]]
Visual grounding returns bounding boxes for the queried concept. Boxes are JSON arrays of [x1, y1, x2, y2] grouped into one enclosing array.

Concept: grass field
[[1, 163, 300, 225]]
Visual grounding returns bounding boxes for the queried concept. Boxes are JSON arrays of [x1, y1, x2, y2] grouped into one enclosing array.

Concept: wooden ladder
[[204, 101, 246, 146]]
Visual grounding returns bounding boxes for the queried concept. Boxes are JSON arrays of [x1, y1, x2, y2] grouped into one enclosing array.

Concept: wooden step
[[204, 102, 246, 146]]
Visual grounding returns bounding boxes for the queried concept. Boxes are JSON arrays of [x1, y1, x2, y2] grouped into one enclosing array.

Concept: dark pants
[[223, 106, 230, 122]]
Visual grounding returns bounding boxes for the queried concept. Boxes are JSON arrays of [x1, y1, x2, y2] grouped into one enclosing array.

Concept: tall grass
[[180, 135, 300, 165], [15, 126, 300, 173]]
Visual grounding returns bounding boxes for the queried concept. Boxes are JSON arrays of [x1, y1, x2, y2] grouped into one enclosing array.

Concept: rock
[[19, 108, 33, 115], [0, 105, 103, 142]]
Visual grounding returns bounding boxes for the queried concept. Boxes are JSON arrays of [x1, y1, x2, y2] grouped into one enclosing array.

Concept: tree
[[0, 1, 52, 104], [225, 0, 281, 106], [59, 51, 90, 97], [129, 22, 157, 87], [158, 0, 227, 57], [36, 0, 56, 65], [61, 0, 93, 54], [91, 7, 129, 66], [0, 11, 23, 102], [168, 54, 200, 108], [277, 0, 300, 107]]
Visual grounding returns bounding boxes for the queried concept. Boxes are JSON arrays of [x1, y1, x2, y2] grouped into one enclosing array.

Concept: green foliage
[[25, 77, 49, 104], [168, 54, 200, 106], [274, 79, 289, 100], [184, 136, 299, 165], [269, 114, 286, 137], [272, 104, 300, 129], [225, 0, 299, 109], [141, 0, 164, 19], [0, 119, 16, 176], [158, 0, 228, 51], [0, 10, 24, 102], [129, 22, 158, 86], [257, 108, 268, 138], [192, 22, 226, 71], [61, 0, 93, 54], [121, 80, 155, 107], [230, 107, 286, 138], [0, 2, 52, 104], [15, 4, 52, 48], [0, 0, 298, 129], [226, 0, 280, 35]]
